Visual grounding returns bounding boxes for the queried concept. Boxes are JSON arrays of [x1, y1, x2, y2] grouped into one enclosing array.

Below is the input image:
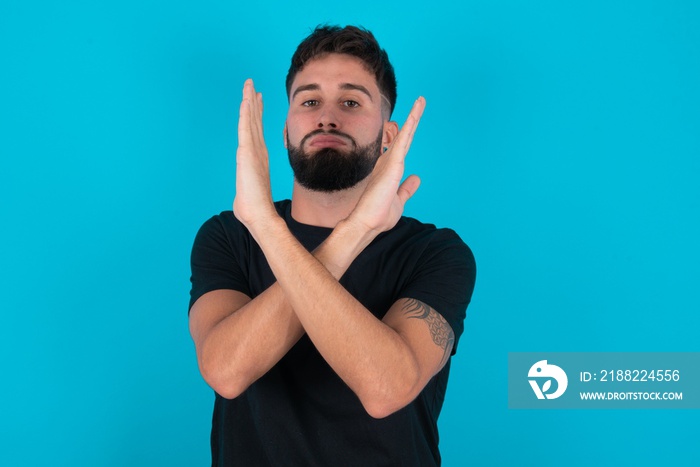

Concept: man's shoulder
[[393, 215, 466, 245], [387, 215, 476, 270]]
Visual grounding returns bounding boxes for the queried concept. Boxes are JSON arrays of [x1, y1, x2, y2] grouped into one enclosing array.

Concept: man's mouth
[[307, 134, 350, 149]]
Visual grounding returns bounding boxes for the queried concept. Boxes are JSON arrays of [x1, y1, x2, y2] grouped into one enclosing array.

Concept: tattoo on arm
[[401, 298, 454, 364]]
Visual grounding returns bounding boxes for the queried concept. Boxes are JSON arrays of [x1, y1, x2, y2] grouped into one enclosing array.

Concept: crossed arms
[[189, 80, 454, 419]]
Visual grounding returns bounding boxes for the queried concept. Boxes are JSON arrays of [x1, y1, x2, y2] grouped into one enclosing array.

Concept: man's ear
[[382, 120, 399, 149], [283, 123, 288, 149]]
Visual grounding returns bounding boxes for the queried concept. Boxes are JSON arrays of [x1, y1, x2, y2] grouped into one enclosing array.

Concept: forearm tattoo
[[401, 298, 454, 364]]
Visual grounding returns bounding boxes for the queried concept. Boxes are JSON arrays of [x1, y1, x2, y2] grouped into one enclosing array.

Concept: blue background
[[2, 1, 698, 465]]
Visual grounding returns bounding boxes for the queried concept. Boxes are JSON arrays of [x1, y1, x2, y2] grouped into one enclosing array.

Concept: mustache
[[300, 129, 357, 148]]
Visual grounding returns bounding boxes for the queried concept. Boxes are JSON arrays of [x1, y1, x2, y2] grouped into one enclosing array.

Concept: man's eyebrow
[[291, 83, 320, 101], [291, 83, 375, 102], [339, 83, 373, 102]]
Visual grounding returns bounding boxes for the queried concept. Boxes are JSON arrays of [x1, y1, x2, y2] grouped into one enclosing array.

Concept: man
[[189, 25, 476, 466]]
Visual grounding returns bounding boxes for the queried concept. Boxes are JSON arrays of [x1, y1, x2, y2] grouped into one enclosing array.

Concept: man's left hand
[[347, 97, 426, 235]]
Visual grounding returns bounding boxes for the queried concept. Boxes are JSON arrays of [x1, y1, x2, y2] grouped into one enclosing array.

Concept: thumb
[[397, 175, 421, 205]]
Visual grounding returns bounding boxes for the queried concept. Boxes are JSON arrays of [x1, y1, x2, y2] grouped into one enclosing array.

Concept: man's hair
[[285, 25, 397, 117]]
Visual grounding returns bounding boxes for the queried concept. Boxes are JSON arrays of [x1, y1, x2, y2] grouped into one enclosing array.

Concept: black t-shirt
[[189, 200, 476, 466]]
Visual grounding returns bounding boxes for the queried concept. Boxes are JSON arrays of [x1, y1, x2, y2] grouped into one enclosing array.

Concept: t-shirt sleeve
[[189, 213, 252, 312], [399, 229, 476, 355]]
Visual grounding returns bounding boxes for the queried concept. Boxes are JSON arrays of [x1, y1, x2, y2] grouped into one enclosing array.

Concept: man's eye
[[302, 100, 319, 107], [342, 100, 360, 108]]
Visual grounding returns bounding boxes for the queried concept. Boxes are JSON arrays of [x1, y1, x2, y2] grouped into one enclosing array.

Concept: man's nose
[[317, 109, 338, 129]]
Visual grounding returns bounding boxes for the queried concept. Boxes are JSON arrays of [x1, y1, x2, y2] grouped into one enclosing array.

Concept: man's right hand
[[232, 79, 279, 234]]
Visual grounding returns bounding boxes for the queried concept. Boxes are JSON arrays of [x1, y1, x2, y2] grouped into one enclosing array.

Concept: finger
[[407, 96, 426, 126], [242, 80, 265, 147], [238, 95, 252, 148], [402, 96, 426, 149], [397, 174, 421, 205], [238, 78, 262, 148], [246, 83, 262, 129], [245, 80, 259, 123], [242, 78, 252, 93], [242, 78, 255, 106], [253, 92, 264, 145], [388, 97, 426, 157]]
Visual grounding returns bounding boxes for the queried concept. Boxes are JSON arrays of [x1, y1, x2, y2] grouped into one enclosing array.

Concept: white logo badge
[[528, 360, 568, 399]]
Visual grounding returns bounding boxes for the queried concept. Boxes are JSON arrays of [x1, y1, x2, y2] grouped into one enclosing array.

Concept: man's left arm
[[246, 213, 460, 419]]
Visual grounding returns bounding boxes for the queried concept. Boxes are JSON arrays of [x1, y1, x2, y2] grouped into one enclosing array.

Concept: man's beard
[[287, 129, 383, 193]]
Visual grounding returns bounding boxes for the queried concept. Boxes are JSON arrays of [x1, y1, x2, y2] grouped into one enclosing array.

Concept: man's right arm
[[188, 228, 374, 400], [189, 80, 425, 403], [189, 284, 303, 399]]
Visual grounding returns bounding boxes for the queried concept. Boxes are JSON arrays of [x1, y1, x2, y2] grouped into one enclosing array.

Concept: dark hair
[[286, 25, 397, 116]]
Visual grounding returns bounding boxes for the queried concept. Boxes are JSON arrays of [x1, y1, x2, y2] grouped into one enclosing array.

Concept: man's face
[[285, 53, 392, 192]]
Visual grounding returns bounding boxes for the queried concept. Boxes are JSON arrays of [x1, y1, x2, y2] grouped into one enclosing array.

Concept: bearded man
[[189, 25, 476, 466]]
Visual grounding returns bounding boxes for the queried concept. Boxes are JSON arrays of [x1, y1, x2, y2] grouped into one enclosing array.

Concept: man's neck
[[290, 181, 367, 228]]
